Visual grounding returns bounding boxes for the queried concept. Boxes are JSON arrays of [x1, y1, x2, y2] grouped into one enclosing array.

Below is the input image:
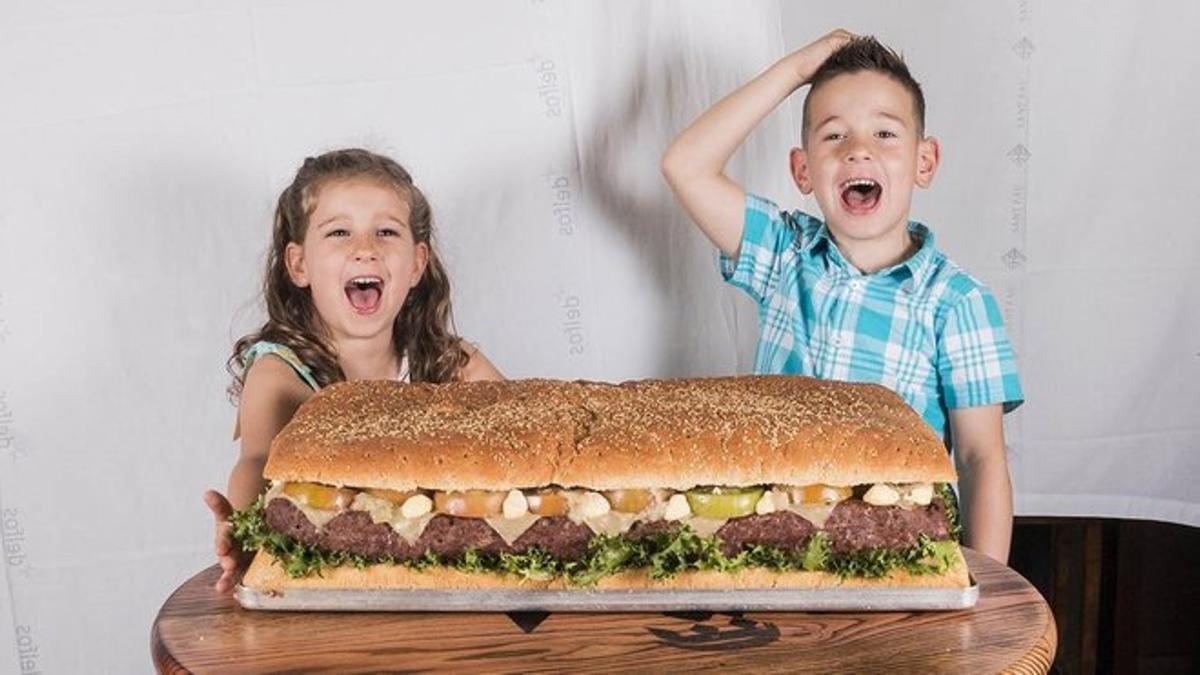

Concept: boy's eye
[[823, 133, 845, 142], [877, 130, 898, 139]]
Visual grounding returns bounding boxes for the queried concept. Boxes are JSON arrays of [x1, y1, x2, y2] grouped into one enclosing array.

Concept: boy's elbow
[[955, 443, 1011, 480], [660, 151, 681, 183], [661, 155, 699, 197], [661, 140, 696, 182]]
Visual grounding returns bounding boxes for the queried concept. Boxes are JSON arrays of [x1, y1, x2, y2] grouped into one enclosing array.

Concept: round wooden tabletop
[[152, 548, 1055, 673]]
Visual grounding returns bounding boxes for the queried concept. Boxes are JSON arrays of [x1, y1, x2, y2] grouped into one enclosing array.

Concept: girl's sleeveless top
[[240, 341, 410, 390]]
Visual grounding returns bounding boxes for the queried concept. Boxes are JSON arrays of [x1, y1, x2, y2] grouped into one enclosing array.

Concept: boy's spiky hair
[[801, 36, 925, 145]]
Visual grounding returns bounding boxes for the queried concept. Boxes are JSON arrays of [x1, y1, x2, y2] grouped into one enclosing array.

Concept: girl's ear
[[915, 136, 941, 189], [284, 242, 310, 287], [410, 242, 429, 286], [790, 147, 814, 195]]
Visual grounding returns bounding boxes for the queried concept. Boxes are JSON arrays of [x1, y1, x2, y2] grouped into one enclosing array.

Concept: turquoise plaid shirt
[[720, 194, 1023, 441]]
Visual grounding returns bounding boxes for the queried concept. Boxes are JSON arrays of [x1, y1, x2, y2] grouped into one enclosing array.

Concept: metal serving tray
[[235, 578, 979, 612]]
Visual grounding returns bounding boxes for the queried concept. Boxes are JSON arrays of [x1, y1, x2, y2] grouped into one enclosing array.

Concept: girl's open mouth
[[344, 276, 384, 314], [840, 178, 883, 215]]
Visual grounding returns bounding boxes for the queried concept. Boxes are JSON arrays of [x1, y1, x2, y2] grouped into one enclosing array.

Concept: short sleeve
[[718, 193, 803, 307], [935, 285, 1024, 412]]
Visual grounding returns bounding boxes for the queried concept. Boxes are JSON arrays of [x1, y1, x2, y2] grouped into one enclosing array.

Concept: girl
[[204, 148, 503, 592]]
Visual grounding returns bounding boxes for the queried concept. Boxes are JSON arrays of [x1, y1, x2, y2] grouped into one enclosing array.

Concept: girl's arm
[[948, 404, 1013, 564], [205, 356, 314, 592], [460, 341, 505, 382], [230, 356, 316, 506]]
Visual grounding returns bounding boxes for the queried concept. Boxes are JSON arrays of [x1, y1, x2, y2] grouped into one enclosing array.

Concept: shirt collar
[[804, 220, 937, 293], [898, 222, 937, 291]]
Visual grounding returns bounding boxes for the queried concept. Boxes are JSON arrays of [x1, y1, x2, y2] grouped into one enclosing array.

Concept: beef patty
[[265, 500, 593, 561]]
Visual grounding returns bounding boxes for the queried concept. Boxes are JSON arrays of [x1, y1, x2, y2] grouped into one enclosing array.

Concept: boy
[[661, 31, 1023, 562]]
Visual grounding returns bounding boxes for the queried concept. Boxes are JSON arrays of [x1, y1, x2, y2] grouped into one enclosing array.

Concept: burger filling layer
[[232, 481, 961, 583]]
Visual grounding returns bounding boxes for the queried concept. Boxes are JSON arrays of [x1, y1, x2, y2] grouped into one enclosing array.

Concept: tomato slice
[[603, 489, 654, 514], [685, 487, 764, 519], [364, 488, 423, 505], [434, 490, 505, 518], [793, 484, 853, 506], [282, 482, 356, 510], [526, 490, 570, 517]]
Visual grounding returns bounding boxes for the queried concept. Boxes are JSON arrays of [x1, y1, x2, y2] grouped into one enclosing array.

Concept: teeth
[[843, 178, 878, 188], [348, 276, 383, 286]]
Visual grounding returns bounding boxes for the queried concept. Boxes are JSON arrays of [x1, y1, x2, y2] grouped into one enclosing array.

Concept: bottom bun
[[241, 547, 971, 592]]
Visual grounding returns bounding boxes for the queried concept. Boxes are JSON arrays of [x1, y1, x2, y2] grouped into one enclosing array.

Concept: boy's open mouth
[[840, 178, 883, 215], [344, 276, 384, 314]]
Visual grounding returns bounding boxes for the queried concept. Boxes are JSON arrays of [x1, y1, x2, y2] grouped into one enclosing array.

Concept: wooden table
[[152, 548, 1055, 673]]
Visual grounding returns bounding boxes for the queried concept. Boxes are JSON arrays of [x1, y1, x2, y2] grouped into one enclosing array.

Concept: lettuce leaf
[[935, 482, 963, 542], [801, 531, 831, 571], [827, 535, 957, 578]]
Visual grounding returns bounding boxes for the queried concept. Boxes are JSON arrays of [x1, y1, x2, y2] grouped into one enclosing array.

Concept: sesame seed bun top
[[263, 375, 956, 491]]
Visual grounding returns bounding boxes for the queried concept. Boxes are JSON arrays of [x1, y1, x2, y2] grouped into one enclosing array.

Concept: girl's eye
[[377, 228, 401, 238], [326, 228, 350, 237]]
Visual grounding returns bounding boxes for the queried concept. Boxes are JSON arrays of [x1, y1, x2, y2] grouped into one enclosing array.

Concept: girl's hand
[[787, 29, 856, 85], [204, 489, 250, 593]]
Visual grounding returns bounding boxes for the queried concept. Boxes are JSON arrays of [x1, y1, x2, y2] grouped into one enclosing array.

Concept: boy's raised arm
[[661, 29, 853, 258]]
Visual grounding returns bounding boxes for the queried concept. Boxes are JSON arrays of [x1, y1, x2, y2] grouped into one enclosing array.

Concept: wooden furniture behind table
[[1011, 517, 1200, 675], [152, 548, 1055, 673]]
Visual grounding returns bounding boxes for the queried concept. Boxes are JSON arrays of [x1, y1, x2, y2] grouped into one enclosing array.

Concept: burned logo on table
[[648, 612, 780, 651]]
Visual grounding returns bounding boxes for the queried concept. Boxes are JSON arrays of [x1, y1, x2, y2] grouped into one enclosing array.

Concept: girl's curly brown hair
[[228, 148, 469, 398]]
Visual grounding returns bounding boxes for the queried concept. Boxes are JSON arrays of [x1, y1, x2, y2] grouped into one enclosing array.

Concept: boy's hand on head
[[662, 27, 853, 257], [204, 489, 250, 594], [788, 29, 856, 85]]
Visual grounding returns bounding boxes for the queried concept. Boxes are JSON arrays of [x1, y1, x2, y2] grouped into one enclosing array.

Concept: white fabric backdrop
[[0, 1, 1196, 671]]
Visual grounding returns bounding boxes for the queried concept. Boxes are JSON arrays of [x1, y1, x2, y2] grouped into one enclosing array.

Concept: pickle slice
[[684, 487, 764, 519]]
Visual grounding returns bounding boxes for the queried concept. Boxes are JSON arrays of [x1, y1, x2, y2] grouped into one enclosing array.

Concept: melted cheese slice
[[484, 514, 542, 545], [788, 503, 837, 529], [351, 492, 397, 524], [583, 511, 640, 536], [351, 492, 443, 545], [390, 512, 437, 545], [686, 516, 728, 538]]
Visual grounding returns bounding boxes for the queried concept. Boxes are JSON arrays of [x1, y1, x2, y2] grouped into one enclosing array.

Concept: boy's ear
[[410, 242, 430, 286], [789, 147, 814, 195], [915, 136, 941, 188], [284, 242, 310, 287]]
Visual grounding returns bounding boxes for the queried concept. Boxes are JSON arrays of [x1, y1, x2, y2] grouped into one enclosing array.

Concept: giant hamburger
[[233, 375, 968, 592]]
